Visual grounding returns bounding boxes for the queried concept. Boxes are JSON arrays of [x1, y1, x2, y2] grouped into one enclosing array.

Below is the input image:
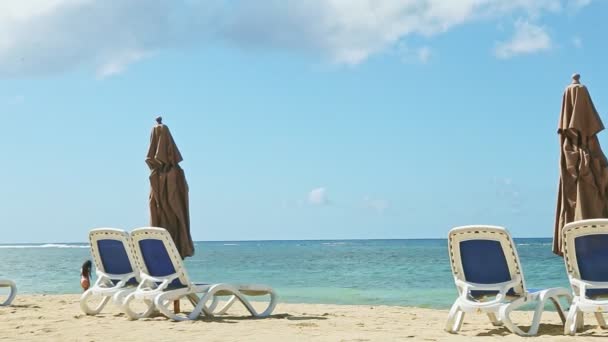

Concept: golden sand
[[1, 295, 606, 341]]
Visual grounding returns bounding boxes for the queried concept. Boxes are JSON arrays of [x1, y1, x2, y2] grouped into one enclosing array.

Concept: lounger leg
[[576, 311, 584, 331], [549, 297, 568, 324], [256, 290, 278, 318], [487, 313, 503, 326], [154, 293, 190, 321], [195, 285, 250, 318], [499, 303, 532, 336], [186, 293, 199, 307], [564, 303, 579, 335], [80, 290, 111, 315], [122, 292, 156, 320], [595, 312, 607, 329], [189, 284, 277, 320], [0, 281, 17, 306], [206, 295, 220, 313], [214, 295, 238, 315], [527, 299, 548, 336], [112, 288, 136, 306], [445, 302, 465, 333], [184, 293, 222, 314]]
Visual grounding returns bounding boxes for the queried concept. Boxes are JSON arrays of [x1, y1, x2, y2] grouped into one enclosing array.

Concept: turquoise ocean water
[[0, 238, 568, 309]]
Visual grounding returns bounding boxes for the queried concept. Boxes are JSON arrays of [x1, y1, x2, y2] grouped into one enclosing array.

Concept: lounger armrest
[[455, 277, 521, 292], [570, 277, 608, 296], [140, 273, 179, 285], [136, 273, 180, 293], [455, 278, 521, 307], [94, 270, 136, 289]]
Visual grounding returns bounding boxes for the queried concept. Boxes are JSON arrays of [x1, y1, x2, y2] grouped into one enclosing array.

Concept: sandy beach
[[0, 295, 606, 341]]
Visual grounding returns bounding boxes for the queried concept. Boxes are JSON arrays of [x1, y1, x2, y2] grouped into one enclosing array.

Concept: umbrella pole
[[174, 300, 180, 314]]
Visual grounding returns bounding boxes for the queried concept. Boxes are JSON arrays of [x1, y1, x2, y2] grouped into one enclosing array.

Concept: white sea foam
[[223, 243, 239, 246], [322, 242, 347, 246], [0, 244, 90, 249]]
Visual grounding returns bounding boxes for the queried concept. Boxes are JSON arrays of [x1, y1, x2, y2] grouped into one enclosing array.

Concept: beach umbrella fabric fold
[[146, 118, 194, 259], [553, 74, 608, 255]]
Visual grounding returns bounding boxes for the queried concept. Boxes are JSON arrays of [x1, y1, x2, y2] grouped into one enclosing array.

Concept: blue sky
[[1, 0, 607, 243]]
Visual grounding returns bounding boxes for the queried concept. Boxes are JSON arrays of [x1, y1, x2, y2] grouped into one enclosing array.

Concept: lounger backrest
[[89, 228, 140, 284], [448, 225, 525, 296], [130, 227, 190, 288], [563, 219, 608, 297]]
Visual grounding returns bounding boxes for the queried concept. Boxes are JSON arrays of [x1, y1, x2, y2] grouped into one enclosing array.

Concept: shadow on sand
[[476, 323, 608, 337]]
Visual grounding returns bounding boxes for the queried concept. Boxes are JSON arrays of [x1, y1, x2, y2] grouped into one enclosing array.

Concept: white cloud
[[308, 187, 329, 206], [224, 0, 565, 65], [96, 49, 149, 78], [569, 0, 592, 9], [0, 0, 591, 77], [0, 0, 212, 78], [494, 21, 552, 59]]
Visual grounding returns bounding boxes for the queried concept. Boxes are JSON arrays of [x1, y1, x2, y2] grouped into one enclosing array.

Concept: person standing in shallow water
[[80, 260, 92, 291]]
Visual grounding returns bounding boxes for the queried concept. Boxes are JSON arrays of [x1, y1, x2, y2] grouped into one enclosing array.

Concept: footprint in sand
[[292, 322, 319, 328]]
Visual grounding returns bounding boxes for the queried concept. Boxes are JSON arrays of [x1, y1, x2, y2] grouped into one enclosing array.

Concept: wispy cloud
[[493, 177, 523, 214], [494, 21, 552, 59], [96, 49, 149, 79], [0, 0, 592, 78], [396, 43, 433, 64], [569, 0, 592, 10], [572, 36, 583, 48], [308, 187, 329, 206], [223, 1, 565, 65], [12, 95, 25, 104], [2, 94, 25, 105], [363, 196, 389, 214], [416, 47, 433, 64]]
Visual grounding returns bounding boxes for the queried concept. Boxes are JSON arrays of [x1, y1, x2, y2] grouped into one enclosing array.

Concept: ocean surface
[[0, 238, 568, 309]]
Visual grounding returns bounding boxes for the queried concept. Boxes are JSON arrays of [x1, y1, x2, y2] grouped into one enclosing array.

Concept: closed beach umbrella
[[553, 74, 608, 255], [146, 116, 194, 258]]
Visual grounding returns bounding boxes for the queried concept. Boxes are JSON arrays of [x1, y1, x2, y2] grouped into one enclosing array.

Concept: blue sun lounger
[[122, 227, 277, 321], [562, 219, 608, 335], [446, 225, 571, 336], [80, 228, 140, 315]]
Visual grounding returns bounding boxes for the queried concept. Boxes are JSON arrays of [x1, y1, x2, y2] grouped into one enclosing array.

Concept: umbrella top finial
[[156, 116, 163, 125], [572, 73, 581, 84]]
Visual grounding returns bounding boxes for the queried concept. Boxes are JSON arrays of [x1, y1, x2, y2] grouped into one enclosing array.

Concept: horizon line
[[0, 236, 555, 245]]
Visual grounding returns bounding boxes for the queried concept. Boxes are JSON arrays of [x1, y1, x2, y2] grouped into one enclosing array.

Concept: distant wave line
[[0, 244, 90, 249], [516, 243, 552, 246]]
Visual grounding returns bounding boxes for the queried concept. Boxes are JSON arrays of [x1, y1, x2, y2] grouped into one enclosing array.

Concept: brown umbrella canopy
[[146, 117, 194, 258], [553, 74, 608, 255]]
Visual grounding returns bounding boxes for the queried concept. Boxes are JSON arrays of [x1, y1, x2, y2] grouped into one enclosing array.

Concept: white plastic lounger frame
[[0, 279, 16, 306], [446, 225, 571, 336], [123, 227, 277, 321], [562, 219, 608, 335], [80, 228, 141, 315]]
